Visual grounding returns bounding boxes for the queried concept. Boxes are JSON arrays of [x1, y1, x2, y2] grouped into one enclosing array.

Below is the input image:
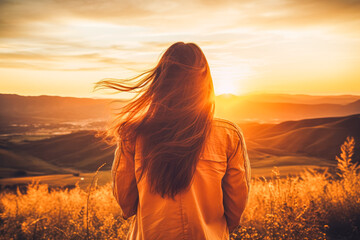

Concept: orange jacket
[[112, 118, 251, 239]]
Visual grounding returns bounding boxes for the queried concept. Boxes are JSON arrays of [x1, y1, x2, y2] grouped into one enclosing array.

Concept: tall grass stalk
[[86, 163, 106, 239]]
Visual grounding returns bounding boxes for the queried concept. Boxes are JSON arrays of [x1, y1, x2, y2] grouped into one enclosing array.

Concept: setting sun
[[211, 65, 252, 95]]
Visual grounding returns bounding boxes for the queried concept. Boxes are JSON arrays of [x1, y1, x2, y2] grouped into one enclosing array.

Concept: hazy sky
[[1, 0, 360, 97]]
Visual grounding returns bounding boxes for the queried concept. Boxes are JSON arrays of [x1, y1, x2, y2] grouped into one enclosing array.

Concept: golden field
[[0, 137, 359, 240]]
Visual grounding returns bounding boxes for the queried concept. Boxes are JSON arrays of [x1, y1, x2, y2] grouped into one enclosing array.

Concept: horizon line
[[1, 91, 360, 99]]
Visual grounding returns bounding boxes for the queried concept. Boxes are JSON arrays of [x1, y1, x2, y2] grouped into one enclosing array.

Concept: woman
[[97, 42, 250, 239]]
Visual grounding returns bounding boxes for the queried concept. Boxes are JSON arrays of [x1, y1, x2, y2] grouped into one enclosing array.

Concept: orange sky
[[1, 0, 360, 97]]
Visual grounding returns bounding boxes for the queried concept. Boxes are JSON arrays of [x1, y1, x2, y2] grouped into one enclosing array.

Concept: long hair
[[96, 42, 215, 198]]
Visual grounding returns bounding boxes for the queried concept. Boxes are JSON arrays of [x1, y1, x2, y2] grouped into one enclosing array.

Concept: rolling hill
[[242, 114, 360, 174], [0, 131, 115, 178], [1, 114, 359, 179], [1, 93, 360, 180]]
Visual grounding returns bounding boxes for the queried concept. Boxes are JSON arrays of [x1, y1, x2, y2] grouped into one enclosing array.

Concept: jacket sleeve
[[222, 129, 251, 233], [111, 139, 139, 219]]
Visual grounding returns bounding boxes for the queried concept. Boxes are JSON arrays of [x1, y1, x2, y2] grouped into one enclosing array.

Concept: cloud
[[2, 0, 359, 31], [1, 0, 360, 76], [2, 0, 360, 40], [0, 50, 150, 71]]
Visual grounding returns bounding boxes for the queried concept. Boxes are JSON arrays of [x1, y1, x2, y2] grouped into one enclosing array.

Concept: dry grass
[[1, 137, 359, 239]]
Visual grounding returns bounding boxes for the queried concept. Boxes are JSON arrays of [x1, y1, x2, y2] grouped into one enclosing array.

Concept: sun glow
[[211, 65, 252, 95], [214, 79, 239, 95]]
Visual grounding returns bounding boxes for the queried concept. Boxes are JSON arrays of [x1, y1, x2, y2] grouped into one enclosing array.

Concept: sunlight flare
[[212, 65, 252, 95]]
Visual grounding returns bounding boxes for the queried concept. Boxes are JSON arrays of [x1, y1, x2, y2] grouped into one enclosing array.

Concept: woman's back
[[112, 118, 251, 239], [98, 42, 251, 239]]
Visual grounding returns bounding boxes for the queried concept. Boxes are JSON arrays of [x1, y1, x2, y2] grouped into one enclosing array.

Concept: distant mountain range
[[1, 93, 359, 124], [0, 94, 113, 124], [1, 93, 359, 178], [228, 93, 360, 105], [215, 94, 360, 122]]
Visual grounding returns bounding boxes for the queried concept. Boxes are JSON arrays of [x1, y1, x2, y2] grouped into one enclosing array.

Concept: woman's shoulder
[[212, 118, 244, 139]]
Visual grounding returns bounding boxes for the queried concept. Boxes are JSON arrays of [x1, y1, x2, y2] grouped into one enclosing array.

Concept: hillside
[[0, 131, 115, 178], [1, 114, 359, 179], [243, 114, 360, 159]]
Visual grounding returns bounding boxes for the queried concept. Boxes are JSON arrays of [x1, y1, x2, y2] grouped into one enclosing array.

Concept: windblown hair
[[96, 42, 215, 198]]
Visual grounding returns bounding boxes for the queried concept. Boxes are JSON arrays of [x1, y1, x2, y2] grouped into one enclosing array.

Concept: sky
[[1, 0, 360, 97]]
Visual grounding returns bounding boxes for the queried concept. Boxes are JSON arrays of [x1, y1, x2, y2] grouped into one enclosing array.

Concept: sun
[[211, 65, 251, 95], [215, 80, 239, 95]]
